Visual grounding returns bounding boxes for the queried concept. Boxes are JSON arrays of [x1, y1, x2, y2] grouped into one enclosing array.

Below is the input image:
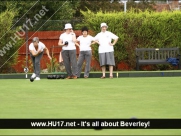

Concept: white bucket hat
[[100, 22, 108, 28], [64, 23, 72, 29]]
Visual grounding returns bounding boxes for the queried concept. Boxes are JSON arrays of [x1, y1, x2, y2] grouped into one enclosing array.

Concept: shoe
[[66, 76, 72, 79], [31, 73, 36, 78], [100, 76, 106, 79], [110, 76, 113, 79], [35, 77, 40, 80], [84, 76, 88, 78], [72, 76, 77, 79]]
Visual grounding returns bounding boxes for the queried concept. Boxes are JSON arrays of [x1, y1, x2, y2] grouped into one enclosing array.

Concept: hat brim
[[101, 25, 108, 28], [64, 27, 72, 29]]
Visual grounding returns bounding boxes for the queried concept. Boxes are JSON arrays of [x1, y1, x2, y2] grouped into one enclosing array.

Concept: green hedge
[[79, 9, 181, 70]]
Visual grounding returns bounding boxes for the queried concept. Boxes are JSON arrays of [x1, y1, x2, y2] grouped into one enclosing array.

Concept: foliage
[[0, 0, 156, 31], [0, 9, 24, 73], [46, 56, 66, 73], [46, 57, 59, 73], [0, 0, 80, 31], [75, 0, 155, 17]]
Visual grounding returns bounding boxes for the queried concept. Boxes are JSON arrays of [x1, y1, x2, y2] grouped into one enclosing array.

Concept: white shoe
[[35, 77, 40, 80], [31, 73, 36, 78]]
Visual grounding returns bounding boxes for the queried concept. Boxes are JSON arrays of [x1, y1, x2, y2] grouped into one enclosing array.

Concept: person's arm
[[29, 50, 41, 56], [109, 32, 119, 46], [75, 42, 80, 47], [93, 34, 100, 45], [58, 39, 66, 47], [91, 36, 99, 45], [58, 34, 66, 47], [71, 30, 76, 43], [109, 38, 118, 46], [74, 38, 79, 43], [72, 34, 76, 43], [89, 41, 97, 46], [93, 40, 100, 45], [75, 36, 80, 47], [44, 47, 52, 60]]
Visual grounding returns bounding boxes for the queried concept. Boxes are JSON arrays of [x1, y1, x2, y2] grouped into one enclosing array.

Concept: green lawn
[[0, 77, 181, 135]]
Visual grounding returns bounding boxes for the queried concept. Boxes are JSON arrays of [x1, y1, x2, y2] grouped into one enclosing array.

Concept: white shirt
[[29, 41, 45, 52], [94, 31, 118, 53], [59, 32, 76, 50], [77, 35, 94, 51]]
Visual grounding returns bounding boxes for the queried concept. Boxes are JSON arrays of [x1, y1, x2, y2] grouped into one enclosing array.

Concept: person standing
[[75, 26, 95, 78], [94, 23, 119, 79], [29, 37, 52, 80], [58, 23, 78, 79]]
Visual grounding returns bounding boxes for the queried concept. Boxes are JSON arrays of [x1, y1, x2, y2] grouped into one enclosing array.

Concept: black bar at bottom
[[0, 119, 181, 129]]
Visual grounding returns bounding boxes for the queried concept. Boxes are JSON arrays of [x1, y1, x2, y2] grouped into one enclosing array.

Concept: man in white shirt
[[94, 23, 119, 79], [75, 26, 95, 78], [29, 37, 52, 80], [58, 23, 78, 79]]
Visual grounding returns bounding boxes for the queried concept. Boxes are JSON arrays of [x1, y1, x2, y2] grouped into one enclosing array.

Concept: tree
[[0, 0, 80, 31], [0, 7, 24, 73]]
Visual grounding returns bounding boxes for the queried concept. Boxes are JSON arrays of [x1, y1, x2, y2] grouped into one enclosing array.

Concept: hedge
[[79, 9, 181, 70]]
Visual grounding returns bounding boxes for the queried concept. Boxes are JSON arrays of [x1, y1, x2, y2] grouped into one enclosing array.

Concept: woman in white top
[[94, 23, 119, 79], [29, 37, 52, 80], [58, 23, 78, 79], [75, 26, 95, 78]]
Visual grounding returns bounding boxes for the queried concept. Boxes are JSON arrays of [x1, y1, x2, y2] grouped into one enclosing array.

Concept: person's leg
[[77, 51, 85, 77], [30, 53, 36, 74], [101, 66, 106, 77], [59, 51, 64, 66], [34, 52, 43, 78], [69, 50, 78, 78], [109, 65, 113, 77], [61, 50, 72, 77], [107, 52, 115, 78], [99, 53, 106, 78], [84, 50, 92, 77]]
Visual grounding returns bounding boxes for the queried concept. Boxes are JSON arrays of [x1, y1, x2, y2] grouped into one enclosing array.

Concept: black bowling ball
[[64, 41, 68, 45], [53, 75, 57, 79], [49, 75, 53, 79], [56, 75, 61, 79], [30, 77, 34, 82], [60, 75, 65, 79]]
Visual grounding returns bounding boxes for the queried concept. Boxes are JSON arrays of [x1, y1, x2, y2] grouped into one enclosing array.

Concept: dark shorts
[[99, 52, 115, 66]]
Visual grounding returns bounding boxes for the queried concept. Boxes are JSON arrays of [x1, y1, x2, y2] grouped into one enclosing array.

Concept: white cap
[[64, 23, 72, 29], [100, 22, 108, 28]]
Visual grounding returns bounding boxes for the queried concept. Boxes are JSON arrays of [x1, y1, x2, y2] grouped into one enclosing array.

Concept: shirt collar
[[101, 31, 107, 34]]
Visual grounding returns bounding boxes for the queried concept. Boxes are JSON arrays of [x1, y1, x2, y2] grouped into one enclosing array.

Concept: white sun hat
[[100, 22, 108, 28], [64, 23, 73, 29]]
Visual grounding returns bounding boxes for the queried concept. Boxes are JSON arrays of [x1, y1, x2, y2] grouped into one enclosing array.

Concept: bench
[[136, 47, 181, 70]]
